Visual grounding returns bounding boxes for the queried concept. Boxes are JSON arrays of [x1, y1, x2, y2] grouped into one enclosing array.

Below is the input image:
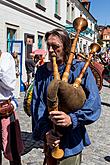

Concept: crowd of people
[[0, 27, 103, 165]]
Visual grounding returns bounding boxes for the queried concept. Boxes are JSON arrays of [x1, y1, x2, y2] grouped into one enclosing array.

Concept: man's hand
[[46, 130, 61, 148], [49, 111, 72, 127]]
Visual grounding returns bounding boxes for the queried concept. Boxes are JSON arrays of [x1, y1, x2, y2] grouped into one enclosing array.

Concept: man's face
[[47, 34, 65, 65]]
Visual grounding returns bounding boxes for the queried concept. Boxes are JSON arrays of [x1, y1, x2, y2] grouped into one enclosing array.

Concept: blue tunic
[[31, 59, 101, 157]]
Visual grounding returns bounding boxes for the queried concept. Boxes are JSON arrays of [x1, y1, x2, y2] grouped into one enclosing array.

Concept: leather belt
[[0, 98, 11, 106], [0, 99, 14, 118]]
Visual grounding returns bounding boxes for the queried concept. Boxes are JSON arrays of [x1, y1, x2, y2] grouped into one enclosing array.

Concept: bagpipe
[[46, 16, 101, 160], [23, 17, 102, 124]]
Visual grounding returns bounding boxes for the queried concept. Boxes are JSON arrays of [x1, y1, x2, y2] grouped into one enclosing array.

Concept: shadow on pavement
[[104, 156, 110, 162], [102, 84, 110, 88], [21, 131, 44, 155], [101, 102, 110, 107]]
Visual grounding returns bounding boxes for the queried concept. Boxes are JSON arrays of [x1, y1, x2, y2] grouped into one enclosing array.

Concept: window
[[83, 44, 87, 53], [36, 0, 45, 6], [71, 4, 75, 22], [79, 40, 82, 53], [67, 1, 70, 21], [24, 33, 34, 59], [55, 0, 58, 14], [38, 35, 43, 49], [54, 0, 61, 19], [90, 23, 92, 30], [7, 28, 16, 53]]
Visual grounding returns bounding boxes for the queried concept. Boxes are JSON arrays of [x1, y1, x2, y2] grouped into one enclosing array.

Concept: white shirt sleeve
[[0, 52, 16, 91]]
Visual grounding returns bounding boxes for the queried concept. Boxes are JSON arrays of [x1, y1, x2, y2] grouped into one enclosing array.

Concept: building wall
[[0, 0, 97, 55], [0, 0, 67, 93], [10, 0, 66, 24], [66, 0, 97, 54], [0, 0, 98, 95], [0, 0, 67, 51]]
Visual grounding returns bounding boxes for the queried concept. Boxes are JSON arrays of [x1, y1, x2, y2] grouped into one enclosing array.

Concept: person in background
[[31, 28, 101, 165], [39, 54, 45, 66], [25, 53, 35, 86], [0, 51, 24, 165], [99, 50, 110, 87], [34, 54, 45, 67], [12, 51, 20, 98], [105, 49, 110, 63], [12, 51, 20, 78], [104, 49, 110, 87], [33, 54, 41, 72], [34, 54, 40, 66]]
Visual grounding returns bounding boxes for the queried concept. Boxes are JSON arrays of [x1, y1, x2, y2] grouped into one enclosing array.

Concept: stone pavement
[[2, 80, 110, 165]]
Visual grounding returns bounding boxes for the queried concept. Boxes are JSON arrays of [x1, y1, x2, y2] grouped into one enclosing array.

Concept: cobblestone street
[[2, 80, 110, 165]]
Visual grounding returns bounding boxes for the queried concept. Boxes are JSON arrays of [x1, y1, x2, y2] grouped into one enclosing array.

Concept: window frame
[[7, 27, 17, 53], [54, 0, 61, 20]]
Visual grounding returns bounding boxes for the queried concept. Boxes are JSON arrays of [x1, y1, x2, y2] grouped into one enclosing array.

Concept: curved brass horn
[[90, 43, 101, 54], [62, 16, 88, 82], [73, 17, 88, 32], [73, 43, 101, 88]]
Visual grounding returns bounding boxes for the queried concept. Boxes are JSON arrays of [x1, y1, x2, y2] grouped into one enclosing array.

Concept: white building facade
[[0, 0, 98, 95], [66, 0, 98, 54]]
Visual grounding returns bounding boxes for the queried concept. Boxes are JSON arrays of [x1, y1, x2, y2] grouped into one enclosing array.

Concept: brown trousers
[[57, 153, 82, 165], [44, 150, 82, 165], [0, 119, 22, 165]]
